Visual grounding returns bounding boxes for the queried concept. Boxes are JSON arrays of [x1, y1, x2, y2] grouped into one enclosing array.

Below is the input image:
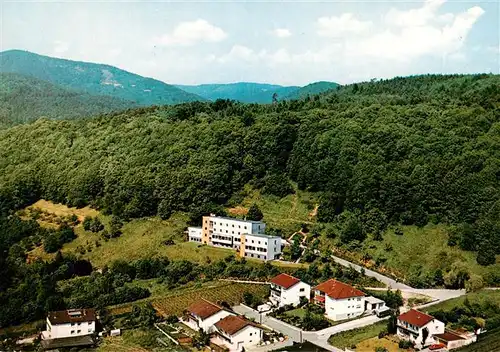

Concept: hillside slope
[[0, 50, 204, 106], [0, 73, 135, 127], [0, 74, 499, 286], [176, 82, 299, 103], [283, 81, 339, 100]]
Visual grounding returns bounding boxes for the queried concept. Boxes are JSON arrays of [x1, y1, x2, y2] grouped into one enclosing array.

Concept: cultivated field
[[110, 281, 269, 317]]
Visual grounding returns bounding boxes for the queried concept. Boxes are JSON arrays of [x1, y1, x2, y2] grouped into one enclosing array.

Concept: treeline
[[0, 75, 498, 258]]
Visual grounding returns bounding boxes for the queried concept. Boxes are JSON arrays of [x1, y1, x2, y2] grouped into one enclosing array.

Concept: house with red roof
[[313, 279, 366, 321], [212, 315, 263, 351], [183, 299, 235, 333], [269, 273, 311, 307], [397, 309, 445, 347]]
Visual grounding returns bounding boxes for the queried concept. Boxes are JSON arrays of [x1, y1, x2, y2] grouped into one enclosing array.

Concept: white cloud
[[155, 19, 227, 46], [215, 45, 258, 63], [385, 0, 446, 27], [273, 28, 292, 38], [53, 40, 69, 54], [345, 4, 484, 61], [317, 13, 372, 37]]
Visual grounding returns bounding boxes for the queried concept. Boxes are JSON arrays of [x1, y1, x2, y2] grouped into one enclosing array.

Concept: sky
[[1, 0, 499, 86]]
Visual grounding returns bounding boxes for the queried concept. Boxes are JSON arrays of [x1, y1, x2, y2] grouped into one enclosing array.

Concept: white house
[[41, 309, 96, 340], [313, 279, 366, 321], [434, 330, 477, 350], [269, 273, 310, 307], [187, 215, 281, 261], [213, 315, 263, 351], [183, 299, 235, 333], [397, 309, 445, 347]]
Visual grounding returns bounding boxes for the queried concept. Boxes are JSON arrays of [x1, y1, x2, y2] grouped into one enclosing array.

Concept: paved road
[[331, 254, 467, 304], [330, 254, 412, 290], [304, 315, 388, 351], [234, 305, 386, 352]]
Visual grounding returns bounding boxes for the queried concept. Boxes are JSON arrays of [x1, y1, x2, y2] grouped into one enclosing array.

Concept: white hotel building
[[188, 215, 282, 261]]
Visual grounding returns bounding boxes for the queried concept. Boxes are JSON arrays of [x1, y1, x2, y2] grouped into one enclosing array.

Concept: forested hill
[[175, 82, 299, 103], [0, 50, 204, 106], [0, 73, 136, 127], [0, 74, 499, 262], [282, 81, 339, 100], [175, 81, 338, 103]]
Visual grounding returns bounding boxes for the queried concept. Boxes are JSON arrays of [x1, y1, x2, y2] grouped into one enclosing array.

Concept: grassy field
[[323, 224, 500, 285], [22, 200, 235, 267], [284, 308, 308, 319], [425, 289, 500, 313], [229, 185, 317, 235], [456, 328, 500, 352], [355, 336, 403, 352], [328, 321, 387, 349], [95, 328, 185, 352], [109, 281, 269, 317]]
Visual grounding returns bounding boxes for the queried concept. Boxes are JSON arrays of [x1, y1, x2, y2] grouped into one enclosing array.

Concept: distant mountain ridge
[[175, 82, 298, 103], [0, 72, 136, 128], [176, 81, 339, 103], [0, 50, 204, 106], [283, 81, 339, 100]]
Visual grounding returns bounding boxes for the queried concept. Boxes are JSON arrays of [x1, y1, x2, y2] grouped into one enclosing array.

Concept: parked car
[[429, 343, 446, 350]]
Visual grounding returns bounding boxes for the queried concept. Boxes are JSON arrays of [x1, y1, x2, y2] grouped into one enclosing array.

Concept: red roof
[[314, 279, 365, 299], [435, 331, 465, 342], [398, 309, 435, 327], [187, 299, 223, 320], [215, 315, 258, 335], [270, 273, 301, 289]]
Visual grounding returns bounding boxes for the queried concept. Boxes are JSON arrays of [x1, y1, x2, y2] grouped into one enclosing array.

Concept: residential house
[[184, 299, 235, 333], [187, 215, 281, 261], [41, 309, 96, 340], [213, 315, 263, 351], [40, 309, 96, 350], [313, 279, 366, 321], [397, 309, 445, 347], [269, 273, 311, 307]]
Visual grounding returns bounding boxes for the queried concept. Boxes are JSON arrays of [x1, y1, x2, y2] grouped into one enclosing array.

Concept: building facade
[[313, 279, 366, 321], [42, 309, 96, 340], [188, 215, 281, 261], [397, 309, 445, 347], [213, 315, 263, 352], [269, 273, 311, 307], [184, 299, 235, 333]]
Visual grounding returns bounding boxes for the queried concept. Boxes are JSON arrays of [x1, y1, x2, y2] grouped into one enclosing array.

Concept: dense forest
[[0, 73, 136, 127], [0, 74, 499, 289], [0, 50, 204, 106]]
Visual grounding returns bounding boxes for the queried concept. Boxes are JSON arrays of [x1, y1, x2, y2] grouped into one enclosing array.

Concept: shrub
[[398, 340, 413, 349]]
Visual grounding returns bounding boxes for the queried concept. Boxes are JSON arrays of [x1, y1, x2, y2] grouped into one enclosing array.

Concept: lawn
[[95, 328, 185, 352], [284, 308, 308, 319], [355, 336, 403, 352], [228, 185, 317, 235], [328, 321, 387, 349], [323, 224, 500, 286]]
